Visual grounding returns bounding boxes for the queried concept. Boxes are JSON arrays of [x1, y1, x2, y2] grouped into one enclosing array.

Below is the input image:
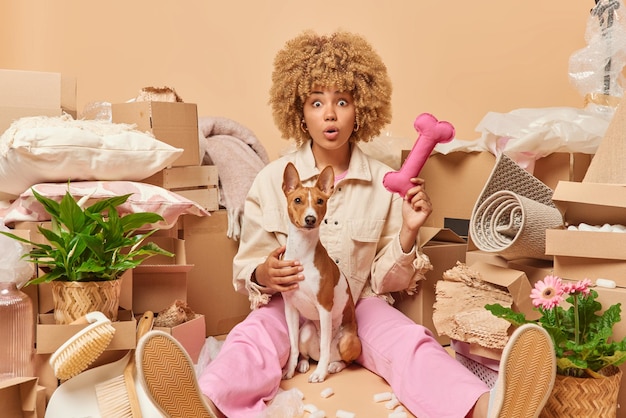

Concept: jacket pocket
[[347, 219, 385, 286]]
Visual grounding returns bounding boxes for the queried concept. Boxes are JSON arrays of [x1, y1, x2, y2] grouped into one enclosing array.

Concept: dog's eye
[[317, 198, 324, 205], [295, 197, 302, 204]]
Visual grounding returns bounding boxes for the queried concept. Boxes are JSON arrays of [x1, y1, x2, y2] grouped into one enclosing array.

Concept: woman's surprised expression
[[303, 87, 356, 151]]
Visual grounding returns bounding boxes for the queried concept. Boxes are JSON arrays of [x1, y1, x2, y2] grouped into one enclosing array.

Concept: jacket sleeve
[[369, 193, 433, 295], [232, 172, 285, 309]]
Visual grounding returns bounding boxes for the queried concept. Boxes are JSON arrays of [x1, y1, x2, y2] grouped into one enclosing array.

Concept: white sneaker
[[136, 330, 219, 418], [487, 323, 556, 418]]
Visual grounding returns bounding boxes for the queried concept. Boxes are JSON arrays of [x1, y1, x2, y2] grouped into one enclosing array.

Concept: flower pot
[[51, 279, 122, 324], [540, 366, 622, 418]]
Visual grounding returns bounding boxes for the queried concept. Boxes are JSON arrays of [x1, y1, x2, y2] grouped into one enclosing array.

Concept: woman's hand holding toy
[[383, 113, 455, 197]]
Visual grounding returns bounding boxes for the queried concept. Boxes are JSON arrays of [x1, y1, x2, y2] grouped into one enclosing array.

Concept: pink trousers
[[198, 296, 489, 418]]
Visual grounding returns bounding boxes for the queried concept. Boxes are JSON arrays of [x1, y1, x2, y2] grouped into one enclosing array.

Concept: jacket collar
[[293, 141, 373, 184]]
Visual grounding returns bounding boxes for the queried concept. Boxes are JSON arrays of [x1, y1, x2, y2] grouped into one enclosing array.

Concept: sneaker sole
[[136, 330, 217, 418], [492, 323, 556, 418]]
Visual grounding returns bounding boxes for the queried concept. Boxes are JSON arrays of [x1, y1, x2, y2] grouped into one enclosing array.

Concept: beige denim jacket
[[233, 141, 432, 309]]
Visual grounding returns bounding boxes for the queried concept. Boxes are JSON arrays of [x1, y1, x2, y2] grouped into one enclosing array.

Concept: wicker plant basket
[[51, 279, 122, 324], [540, 366, 622, 418]]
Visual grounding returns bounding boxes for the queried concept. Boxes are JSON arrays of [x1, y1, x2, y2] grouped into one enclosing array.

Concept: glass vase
[[0, 282, 34, 380]]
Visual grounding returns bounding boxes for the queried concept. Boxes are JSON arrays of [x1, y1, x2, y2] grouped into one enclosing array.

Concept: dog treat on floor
[[373, 391, 393, 402], [320, 387, 334, 398], [310, 410, 327, 418], [388, 411, 408, 418], [335, 410, 356, 418], [385, 395, 400, 410]]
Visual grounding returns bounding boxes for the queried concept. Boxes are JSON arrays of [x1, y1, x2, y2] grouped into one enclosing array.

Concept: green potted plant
[[0, 188, 174, 324], [486, 275, 626, 416]]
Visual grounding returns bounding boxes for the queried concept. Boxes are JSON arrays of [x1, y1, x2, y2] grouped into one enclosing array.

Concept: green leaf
[[484, 304, 531, 327]]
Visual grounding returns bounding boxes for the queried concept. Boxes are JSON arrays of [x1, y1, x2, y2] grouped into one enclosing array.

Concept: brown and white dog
[[281, 162, 361, 383]]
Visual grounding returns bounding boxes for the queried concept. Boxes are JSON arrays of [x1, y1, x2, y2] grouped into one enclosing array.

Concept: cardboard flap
[[583, 94, 626, 184], [470, 261, 539, 320], [552, 181, 626, 225], [419, 227, 466, 247]]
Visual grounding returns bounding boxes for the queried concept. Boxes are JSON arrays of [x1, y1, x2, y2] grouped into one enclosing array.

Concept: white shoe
[[136, 330, 219, 418], [487, 323, 556, 418]]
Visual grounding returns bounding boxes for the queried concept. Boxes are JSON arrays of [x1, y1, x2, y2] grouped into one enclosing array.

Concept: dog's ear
[[282, 162, 301, 195], [317, 165, 335, 195]]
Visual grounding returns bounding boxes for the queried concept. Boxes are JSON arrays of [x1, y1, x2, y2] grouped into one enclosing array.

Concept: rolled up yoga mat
[[469, 153, 563, 260]]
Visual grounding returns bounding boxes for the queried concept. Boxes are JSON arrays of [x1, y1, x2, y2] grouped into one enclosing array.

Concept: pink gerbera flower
[[531, 275, 564, 309], [565, 278, 592, 296]]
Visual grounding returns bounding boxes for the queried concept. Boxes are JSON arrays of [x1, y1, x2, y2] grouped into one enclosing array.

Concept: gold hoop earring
[[300, 120, 308, 133]]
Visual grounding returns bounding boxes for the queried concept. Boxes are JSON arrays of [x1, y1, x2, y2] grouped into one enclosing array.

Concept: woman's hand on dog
[[253, 245, 304, 292]]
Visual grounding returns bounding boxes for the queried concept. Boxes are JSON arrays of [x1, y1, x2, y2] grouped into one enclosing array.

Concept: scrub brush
[[95, 311, 154, 418], [49, 311, 116, 380]]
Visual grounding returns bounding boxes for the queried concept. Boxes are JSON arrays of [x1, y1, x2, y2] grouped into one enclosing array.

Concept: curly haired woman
[[136, 31, 556, 418]]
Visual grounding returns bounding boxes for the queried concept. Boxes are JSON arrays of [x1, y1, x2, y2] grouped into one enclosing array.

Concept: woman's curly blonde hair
[[269, 30, 392, 147]]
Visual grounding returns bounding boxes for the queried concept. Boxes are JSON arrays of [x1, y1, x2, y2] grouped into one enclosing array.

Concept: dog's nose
[[305, 215, 317, 226]]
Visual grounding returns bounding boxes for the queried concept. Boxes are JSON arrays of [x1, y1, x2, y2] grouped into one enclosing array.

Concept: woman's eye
[[312, 101, 322, 107], [338, 99, 348, 106]]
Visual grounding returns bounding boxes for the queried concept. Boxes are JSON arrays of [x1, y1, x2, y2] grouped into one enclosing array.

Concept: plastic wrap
[[569, 0, 626, 113], [0, 223, 34, 287]]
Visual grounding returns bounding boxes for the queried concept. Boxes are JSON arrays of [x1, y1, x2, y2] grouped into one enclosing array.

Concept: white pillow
[[0, 181, 210, 229], [0, 115, 184, 196]]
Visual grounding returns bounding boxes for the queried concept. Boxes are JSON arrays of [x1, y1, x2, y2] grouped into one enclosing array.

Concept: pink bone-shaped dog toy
[[383, 113, 455, 197]]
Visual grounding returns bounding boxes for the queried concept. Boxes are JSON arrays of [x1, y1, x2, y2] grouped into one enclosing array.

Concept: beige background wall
[[1, 1, 591, 160]]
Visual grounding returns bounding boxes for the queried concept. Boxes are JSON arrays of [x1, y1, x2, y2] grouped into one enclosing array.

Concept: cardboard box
[[0, 69, 76, 134], [418, 151, 496, 229], [132, 264, 192, 313], [393, 227, 467, 345], [546, 181, 626, 286], [36, 310, 136, 354], [112, 101, 200, 167], [154, 314, 206, 363], [142, 165, 218, 190], [133, 236, 193, 313], [142, 165, 220, 211], [465, 250, 508, 268], [470, 261, 538, 319], [0, 377, 42, 418], [182, 211, 250, 336], [416, 151, 591, 230]]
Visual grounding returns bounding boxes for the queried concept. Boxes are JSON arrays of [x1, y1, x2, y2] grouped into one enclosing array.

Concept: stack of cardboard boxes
[[401, 99, 626, 415], [0, 70, 253, 415]]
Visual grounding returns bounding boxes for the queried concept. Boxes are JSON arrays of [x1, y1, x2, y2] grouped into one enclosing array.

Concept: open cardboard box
[[393, 227, 467, 345], [0, 377, 45, 418], [36, 309, 137, 354], [546, 181, 626, 287], [132, 236, 193, 314], [112, 101, 200, 167], [416, 151, 591, 231], [0, 69, 77, 134], [154, 314, 206, 363], [469, 261, 539, 320]]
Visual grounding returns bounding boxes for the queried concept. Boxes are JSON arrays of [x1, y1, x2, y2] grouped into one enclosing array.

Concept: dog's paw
[[297, 359, 310, 374], [282, 364, 297, 380], [328, 361, 347, 374], [308, 370, 327, 383]]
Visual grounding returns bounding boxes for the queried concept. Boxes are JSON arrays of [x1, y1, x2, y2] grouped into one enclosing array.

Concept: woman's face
[[302, 86, 356, 151]]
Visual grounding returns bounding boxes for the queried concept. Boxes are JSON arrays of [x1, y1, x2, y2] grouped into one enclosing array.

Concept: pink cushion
[[0, 181, 210, 228]]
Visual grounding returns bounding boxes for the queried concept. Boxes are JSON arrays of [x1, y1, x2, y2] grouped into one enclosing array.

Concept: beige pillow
[[0, 115, 183, 196]]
